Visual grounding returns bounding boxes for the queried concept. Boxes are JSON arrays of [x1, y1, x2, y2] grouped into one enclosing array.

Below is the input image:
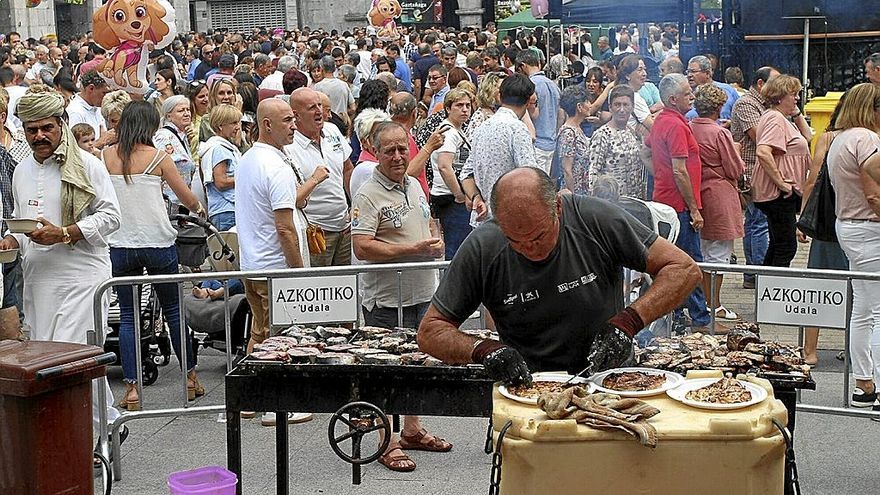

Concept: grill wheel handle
[[327, 401, 392, 465]]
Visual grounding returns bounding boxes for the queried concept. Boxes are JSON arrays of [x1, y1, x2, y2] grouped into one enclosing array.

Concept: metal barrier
[[90, 261, 450, 481], [90, 260, 880, 482], [698, 262, 880, 421]]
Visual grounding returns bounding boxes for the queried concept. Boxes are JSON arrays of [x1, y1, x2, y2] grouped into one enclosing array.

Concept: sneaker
[[851, 388, 877, 408], [240, 411, 257, 419], [742, 279, 756, 289], [872, 401, 880, 422], [261, 412, 314, 426]]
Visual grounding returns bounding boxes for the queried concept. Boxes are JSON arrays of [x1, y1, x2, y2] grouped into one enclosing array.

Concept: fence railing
[[90, 261, 451, 481], [90, 260, 880, 482]]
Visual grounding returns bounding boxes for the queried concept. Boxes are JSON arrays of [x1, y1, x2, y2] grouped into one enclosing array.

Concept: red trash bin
[[0, 340, 114, 495]]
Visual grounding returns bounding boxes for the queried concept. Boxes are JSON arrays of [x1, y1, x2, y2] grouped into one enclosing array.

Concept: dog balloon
[[92, 0, 176, 94]]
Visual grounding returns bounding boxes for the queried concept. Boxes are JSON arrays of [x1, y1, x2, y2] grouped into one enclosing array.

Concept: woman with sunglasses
[[198, 78, 239, 144]]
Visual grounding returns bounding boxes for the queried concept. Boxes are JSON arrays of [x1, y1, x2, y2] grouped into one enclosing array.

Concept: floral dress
[[588, 124, 646, 199], [556, 124, 590, 194]]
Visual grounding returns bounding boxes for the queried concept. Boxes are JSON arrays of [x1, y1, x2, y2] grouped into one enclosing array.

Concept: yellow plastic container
[[492, 371, 789, 495], [804, 92, 845, 152]]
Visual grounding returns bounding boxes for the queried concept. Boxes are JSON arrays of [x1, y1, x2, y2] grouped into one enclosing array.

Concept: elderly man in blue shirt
[[685, 55, 740, 121], [516, 49, 561, 175]]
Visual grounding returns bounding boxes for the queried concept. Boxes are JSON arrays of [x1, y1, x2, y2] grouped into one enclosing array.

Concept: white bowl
[[0, 249, 18, 263], [4, 218, 41, 234]]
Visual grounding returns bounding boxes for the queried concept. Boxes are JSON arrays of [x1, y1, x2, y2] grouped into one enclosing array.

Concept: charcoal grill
[[225, 359, 493, 495]]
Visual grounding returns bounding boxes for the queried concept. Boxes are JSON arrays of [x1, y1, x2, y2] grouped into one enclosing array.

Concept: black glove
[[472, 340, 533, 386], [583, 307, 644, 375]]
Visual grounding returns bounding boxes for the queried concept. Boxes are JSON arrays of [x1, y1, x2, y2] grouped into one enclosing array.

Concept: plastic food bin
[[168, 466, 238, 495], [804, 92, 845, 152], [0, 340, 111, 495], [492, 371, 789, 495]]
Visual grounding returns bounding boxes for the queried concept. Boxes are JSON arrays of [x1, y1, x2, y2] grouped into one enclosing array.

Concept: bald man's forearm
[[417, 304, 477, 364], [630, 238, 701, 325]]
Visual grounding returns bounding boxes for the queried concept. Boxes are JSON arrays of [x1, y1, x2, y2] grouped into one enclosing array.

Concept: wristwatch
[[61, 226, 71, 245]]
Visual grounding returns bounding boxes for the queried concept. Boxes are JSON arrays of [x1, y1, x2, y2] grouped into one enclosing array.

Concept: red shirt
[[646, 108, 703, 213]]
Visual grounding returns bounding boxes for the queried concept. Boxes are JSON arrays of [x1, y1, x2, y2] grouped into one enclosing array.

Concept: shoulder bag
[[796, 141, 837, 242], [289, 157, 326, 255]]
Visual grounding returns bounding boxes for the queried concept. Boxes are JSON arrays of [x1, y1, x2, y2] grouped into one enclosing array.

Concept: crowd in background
[[0, 17, 879, 439]]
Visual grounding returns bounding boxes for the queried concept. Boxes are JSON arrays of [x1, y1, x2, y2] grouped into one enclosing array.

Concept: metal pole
[[223, 279, 233, 372], [708, 271, 716, 334], [843, 278, 853, 408], [802, 18, 810, 109], [179, 283, 189, 406], [397, 270, 403, 328], [132, 285, 144, 410]]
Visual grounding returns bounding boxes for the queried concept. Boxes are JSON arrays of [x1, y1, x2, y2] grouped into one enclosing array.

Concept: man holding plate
[[417, 168, 701, 385], [0, 85, 122, 430]]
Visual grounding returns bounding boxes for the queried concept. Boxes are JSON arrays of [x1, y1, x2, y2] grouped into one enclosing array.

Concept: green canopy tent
[[497, 9, 561, 30]]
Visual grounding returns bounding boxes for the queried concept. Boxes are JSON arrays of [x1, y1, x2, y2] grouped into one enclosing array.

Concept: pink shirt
[[828, 128, 880, 220], [752, 110, 810, 203], [690, 118, 745, 240]]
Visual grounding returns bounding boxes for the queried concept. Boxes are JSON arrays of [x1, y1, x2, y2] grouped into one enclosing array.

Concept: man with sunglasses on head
[[193, 44, 216, 82]]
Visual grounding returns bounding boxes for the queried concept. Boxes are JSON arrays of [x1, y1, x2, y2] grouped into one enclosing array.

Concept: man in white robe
[[0, 85, 122, 436]]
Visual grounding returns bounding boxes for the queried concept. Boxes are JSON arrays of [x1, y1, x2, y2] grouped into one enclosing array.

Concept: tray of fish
[[636, 322, 810, 379]]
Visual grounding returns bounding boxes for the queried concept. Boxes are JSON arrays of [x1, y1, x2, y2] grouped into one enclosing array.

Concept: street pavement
[[97, 241, 880, 495]]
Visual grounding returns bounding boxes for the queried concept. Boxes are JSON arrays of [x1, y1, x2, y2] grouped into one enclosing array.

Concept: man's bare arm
[[672, 157, 698, 212], [417, 304, 476, 364], [274, 208, 304, 268], [629, 237, 701, 324]]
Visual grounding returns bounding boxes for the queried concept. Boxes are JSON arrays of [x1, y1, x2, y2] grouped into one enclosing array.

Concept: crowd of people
[[0, 20, 878, 471]]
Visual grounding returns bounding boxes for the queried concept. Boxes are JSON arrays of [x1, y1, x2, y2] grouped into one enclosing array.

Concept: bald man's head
[[290, 87, 324, 136], [388, 91, 417, 118], [256, 98, 295, 148], [491, 168, 562, 262]]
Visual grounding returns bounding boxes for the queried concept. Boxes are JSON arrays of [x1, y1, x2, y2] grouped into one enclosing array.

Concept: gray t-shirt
[[313, 78, 354, 116], [432, 194, 658, 372]]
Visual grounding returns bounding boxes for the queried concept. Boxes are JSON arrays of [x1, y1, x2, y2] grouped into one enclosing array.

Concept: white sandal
[[714, 305, 739, 320]]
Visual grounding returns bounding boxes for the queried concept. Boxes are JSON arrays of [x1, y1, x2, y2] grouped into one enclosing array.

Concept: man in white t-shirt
[[66, 71, 112, 148], [285, 87, 354, 267], [235, 98, 304, 355]]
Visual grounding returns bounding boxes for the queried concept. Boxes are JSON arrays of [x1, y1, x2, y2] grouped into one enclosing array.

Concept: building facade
[[0, 0, 490, 41]]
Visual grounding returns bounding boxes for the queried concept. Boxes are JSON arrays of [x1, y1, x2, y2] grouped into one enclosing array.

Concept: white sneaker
[[261, 412, 314, 426]]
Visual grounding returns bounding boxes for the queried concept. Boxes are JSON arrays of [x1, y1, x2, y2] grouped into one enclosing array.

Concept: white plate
[[666, 377, 768, 410], [4, 218, 41, 234], [498, 372, 594, 405], [589, 367, 685, 397], [0, 248, 18, 263]]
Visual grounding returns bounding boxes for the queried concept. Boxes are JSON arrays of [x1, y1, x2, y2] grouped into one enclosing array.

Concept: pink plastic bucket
[[168, 466, 237, 495]]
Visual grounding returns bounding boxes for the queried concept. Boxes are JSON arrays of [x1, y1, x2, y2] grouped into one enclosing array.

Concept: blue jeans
[[432, 196, 473, 260], [201, 278, 244, 296], [209, 211, 235, 231], [742, 202, 769, 282], [674, 211, 710, 327], [110, 246, 197, 383]]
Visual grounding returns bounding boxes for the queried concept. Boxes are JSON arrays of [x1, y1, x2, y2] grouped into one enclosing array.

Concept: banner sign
[[270, 275, 358, 326], [400, 0, 442, 24], [755, 275, 849, 329]]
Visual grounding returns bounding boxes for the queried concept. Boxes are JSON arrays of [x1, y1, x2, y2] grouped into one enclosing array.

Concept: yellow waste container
[[492, 372, 789, 495], [804, 92, 845, 152]]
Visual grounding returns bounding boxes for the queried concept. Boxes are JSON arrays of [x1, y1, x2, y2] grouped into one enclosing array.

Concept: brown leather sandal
[[378, 448, 416, 472], [399, 428, 453, 452]]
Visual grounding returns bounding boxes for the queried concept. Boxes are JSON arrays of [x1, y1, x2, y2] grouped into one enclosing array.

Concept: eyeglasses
[[428, 74, 445, 81]]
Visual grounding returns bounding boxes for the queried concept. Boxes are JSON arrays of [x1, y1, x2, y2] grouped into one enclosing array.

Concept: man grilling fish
[[417, 168, 701, 385]]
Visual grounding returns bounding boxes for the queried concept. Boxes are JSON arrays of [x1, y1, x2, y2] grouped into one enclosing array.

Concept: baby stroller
[[173, 215, 251, 358], [105, 283, 169, 386]]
